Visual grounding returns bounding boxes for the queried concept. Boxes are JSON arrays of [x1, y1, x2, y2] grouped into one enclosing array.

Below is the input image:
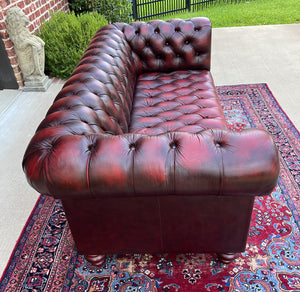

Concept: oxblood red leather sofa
[[22, 17, 280, 265]]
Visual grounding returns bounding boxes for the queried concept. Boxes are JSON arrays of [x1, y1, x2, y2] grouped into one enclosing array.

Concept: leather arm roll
[[22, 128, 279, 199]]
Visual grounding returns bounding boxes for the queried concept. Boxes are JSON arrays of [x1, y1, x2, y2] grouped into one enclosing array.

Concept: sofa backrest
[[116, 17, 211, 73], [38, 18, 211, 137], [43, 25, 140, 135]]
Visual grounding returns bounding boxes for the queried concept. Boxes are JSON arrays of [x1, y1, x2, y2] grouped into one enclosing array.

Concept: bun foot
[[217, 252, 239, 264], [84, 254, 106, 267]]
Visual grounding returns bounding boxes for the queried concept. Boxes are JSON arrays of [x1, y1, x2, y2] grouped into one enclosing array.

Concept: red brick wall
[[0, 0, 69, 88]]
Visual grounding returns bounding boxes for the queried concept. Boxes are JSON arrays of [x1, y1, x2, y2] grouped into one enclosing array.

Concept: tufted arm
[[23, 128, 279, 199]]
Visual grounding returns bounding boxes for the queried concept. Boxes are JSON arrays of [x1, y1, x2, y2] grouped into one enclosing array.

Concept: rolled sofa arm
[[22, 128, 279, 199]]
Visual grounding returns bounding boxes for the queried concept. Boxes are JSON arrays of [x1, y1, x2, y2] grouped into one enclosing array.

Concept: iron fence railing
[[132, 0, 243, 21]]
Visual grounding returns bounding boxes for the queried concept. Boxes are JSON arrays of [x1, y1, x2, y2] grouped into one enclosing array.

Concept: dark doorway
[[0, 35, 18, 90]]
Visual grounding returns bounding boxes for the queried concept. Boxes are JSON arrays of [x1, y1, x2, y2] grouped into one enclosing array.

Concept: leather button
[[215, 141, 223, 148], [169, 141, 178, 149], [129, 143, 136, 150], [87, 143, 96, 152]]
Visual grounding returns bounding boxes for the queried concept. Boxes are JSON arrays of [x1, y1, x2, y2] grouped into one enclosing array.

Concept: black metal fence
[[132, 0, 242, 21]]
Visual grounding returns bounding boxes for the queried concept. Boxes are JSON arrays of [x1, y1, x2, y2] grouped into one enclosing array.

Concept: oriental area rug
[[1, 83, 300, 292]]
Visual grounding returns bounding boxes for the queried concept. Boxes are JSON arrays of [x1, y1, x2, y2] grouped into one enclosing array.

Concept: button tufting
[[129, 142, 136, 150], [194, 27, 201, 31], [169, 140, 178, 149], [87, 143, 96, 152], [154, 28, 160, 34], [184, 40, 190, 45], [175, 27, 181, 32]]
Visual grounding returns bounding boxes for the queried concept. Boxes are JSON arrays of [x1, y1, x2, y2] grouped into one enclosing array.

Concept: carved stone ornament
[[6, 6, 51, 91]]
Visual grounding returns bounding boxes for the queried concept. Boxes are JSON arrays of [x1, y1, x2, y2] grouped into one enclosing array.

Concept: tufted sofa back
[[36, 18, 212, 137], [116, 17, 211, 73]]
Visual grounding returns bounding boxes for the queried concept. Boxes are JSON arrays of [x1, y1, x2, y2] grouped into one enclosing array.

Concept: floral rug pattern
[[1, 84, 300, 292]]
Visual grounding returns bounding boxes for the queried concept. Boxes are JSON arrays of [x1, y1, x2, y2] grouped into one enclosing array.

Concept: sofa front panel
[[62, 196, 163, 254], [118, 17, 211, 73], [160, 195, 255, 253], [61, 195, 254, 255], [129, 70, 227, 135]]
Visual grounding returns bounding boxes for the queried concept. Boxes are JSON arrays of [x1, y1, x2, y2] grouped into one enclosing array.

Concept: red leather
[[130, 70, 227, 134], [116, 18, 211, 73], [22, 17, 280, 261]]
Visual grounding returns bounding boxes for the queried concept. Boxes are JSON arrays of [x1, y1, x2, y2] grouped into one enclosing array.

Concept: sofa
[[22, 17, 280, 265]]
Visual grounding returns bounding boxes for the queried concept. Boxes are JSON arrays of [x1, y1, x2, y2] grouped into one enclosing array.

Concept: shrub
[[68, 0, 132, 23], [38, 11, 108, 79]]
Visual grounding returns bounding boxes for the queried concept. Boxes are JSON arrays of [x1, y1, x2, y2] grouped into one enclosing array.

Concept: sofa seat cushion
[[129, 70, 227, 135]]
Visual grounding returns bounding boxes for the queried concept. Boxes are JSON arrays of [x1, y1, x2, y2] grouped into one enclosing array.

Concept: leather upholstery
[[130, 70, 227, 134], [22, 17, 280, 260], [116, 17, 211, 73]]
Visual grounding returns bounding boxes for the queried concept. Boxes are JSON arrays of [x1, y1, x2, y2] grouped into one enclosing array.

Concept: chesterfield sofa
[[23, 17, 280, 265]]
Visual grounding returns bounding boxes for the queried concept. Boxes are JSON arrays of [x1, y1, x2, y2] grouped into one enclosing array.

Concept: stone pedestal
[[23, 75, 52, 92]]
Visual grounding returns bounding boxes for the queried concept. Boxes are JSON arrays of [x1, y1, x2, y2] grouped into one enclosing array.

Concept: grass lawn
[[142, 0, 300, 27]]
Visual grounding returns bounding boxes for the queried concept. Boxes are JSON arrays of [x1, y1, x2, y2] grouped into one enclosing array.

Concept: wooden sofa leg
[[84, 254, 106, 267], [217, 252, 239, 264]]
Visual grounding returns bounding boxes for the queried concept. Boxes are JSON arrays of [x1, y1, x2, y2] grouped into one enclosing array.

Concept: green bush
[[38, 11, 108, 79], [68, 0, 132, 23]]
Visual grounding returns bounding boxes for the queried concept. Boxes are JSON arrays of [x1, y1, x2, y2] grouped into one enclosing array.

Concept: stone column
[[5, 6, 51, 91]]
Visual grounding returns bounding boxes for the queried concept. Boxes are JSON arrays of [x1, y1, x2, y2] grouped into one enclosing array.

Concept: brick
[[12, 65, 22, 76], [28, 23, 34, 32], [6, 47, 16, 57], [1, 30, 9, 38], [3, 39, 14, 49], [0, 22, 7, 30], [24, 7, 31, 15], [1, 0, 8, 8], [19, 1, 25, 9], [9, 56, 19, 66]]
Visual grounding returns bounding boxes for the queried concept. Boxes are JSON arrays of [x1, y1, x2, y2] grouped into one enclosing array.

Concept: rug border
[[223, 83, 300, 136]]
